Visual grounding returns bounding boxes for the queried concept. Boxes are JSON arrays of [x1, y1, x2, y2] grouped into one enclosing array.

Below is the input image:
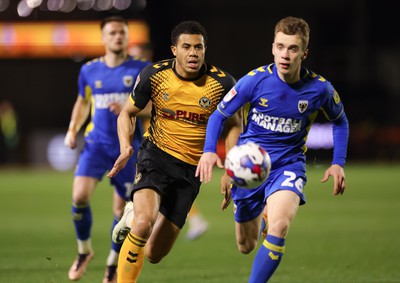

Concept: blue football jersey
[[218, 64, 344, 169], [78, 56, 151, 146]]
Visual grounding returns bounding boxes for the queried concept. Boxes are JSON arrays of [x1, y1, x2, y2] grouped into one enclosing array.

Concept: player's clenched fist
[[64, 129, 77, 149]]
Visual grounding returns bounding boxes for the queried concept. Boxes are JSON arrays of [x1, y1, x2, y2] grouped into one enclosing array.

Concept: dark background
[[0, 0, 399, 164]]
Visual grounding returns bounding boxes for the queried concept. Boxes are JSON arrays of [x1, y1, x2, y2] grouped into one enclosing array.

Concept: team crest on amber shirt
[[199, 97, 211, 108]]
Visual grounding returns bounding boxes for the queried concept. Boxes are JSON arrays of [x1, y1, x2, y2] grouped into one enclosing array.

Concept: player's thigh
[[266, 190, 300, 237], [145, 213, 181, 263], [72, 176, 98, 203]]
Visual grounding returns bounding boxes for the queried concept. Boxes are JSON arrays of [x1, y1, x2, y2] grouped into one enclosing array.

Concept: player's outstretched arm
[[320, 164, 346, 195], [107, 100, 141, 178], [108, 146, 134, 177], [197, 106, 238, 183], [195, 152, 223, 183]]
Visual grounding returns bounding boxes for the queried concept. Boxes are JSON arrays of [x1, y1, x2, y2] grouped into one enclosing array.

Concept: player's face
[[102, 21, 129, 55], [171, 34, 206, 79], [272, 31, 308, 83]]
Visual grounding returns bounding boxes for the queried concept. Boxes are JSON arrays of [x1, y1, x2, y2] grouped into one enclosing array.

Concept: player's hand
[[195, 152, 223, 183], [109, 102, 123, 115], [64, 129, 77, 149], [321, 164, 346, 195], [107, 146, 134, 178], [220, 172, 232, 210]]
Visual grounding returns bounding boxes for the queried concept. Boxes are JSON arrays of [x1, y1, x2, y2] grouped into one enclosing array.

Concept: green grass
[[1, 163, 400, 283]]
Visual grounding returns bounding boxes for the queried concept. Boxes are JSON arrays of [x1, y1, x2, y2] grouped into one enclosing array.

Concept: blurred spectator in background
[[0, 100, 20, 164]]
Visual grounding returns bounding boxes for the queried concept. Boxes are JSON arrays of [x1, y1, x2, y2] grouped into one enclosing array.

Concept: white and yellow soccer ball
[[225, 142, 271, 189]]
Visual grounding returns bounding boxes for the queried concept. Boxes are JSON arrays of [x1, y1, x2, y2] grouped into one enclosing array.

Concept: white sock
[[106, 249, 119, 266], [189, 215, 207, 227], [124, 202, 134, 227], [77, 239, 92, 254]]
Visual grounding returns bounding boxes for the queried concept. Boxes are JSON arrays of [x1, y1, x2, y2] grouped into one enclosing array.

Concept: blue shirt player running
[[64, 16, 150, 283], [196, 16, 349, 283]]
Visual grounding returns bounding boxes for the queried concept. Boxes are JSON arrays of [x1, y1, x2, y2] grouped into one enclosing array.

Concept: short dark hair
[[171, 21, 208, 46], [100, 16, 128, 30]]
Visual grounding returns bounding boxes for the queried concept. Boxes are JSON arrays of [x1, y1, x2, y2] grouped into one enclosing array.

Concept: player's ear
[[171, 45, 177, 56], [302, 49, 309, 60]]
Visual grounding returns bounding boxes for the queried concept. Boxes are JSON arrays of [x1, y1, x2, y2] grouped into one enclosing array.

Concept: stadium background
[[0, 1, 399, 283], [0, 0, 399, 166]]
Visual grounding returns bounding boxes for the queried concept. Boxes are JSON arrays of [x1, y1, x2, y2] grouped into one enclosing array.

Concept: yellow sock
[[117, 232, 147, 283]]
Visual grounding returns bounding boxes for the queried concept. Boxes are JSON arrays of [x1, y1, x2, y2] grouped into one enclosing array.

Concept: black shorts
[[132, 139, 201, 228]]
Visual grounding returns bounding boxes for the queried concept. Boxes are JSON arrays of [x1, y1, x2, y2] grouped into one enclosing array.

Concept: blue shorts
[[75, 141, 138, 200], [231, 161, 307, 223]]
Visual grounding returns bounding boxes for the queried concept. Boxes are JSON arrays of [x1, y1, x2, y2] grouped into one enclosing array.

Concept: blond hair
[[274, 16, 310, 50]]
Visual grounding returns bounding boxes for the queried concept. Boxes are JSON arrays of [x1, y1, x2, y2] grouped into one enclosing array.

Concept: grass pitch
[[0, 163, 399, 283]]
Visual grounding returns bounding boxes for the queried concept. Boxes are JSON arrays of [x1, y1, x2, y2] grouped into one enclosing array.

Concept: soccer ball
[[225, 142, 271, 189]]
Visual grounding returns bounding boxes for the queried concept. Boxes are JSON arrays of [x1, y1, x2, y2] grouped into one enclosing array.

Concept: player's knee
[[268, 219, 290, 238], [71, 200, 89, 208], [146, 255, 162, 264], [72, 190, 90, 204], [237, 239, 257, 254], [145, 251, 166, 264], [133, 218, 154, 236]]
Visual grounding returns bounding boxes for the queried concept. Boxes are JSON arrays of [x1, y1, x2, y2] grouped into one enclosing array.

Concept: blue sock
[[72, 203, 92, 240], [111, 217, 122, 253], [249, 234, 285, 283]]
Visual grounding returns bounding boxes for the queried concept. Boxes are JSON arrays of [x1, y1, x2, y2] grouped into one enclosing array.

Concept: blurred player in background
[[196, 16, 349, 282], [64, 16, 150, 283], [185, 202, 208, 240], [107, 21, 241, 282]]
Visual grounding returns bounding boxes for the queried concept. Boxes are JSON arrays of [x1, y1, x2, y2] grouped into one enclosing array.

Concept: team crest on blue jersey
[[199, 97, 211, 108], [123, 75, 134, 87], [258, 98, 269, 107], [298, 100, 308, 113], [95, 80, 102, 88]]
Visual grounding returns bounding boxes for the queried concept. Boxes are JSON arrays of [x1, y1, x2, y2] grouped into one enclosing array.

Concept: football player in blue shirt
[[196, 16, 349, 282], [64, 16, 150, 283]]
